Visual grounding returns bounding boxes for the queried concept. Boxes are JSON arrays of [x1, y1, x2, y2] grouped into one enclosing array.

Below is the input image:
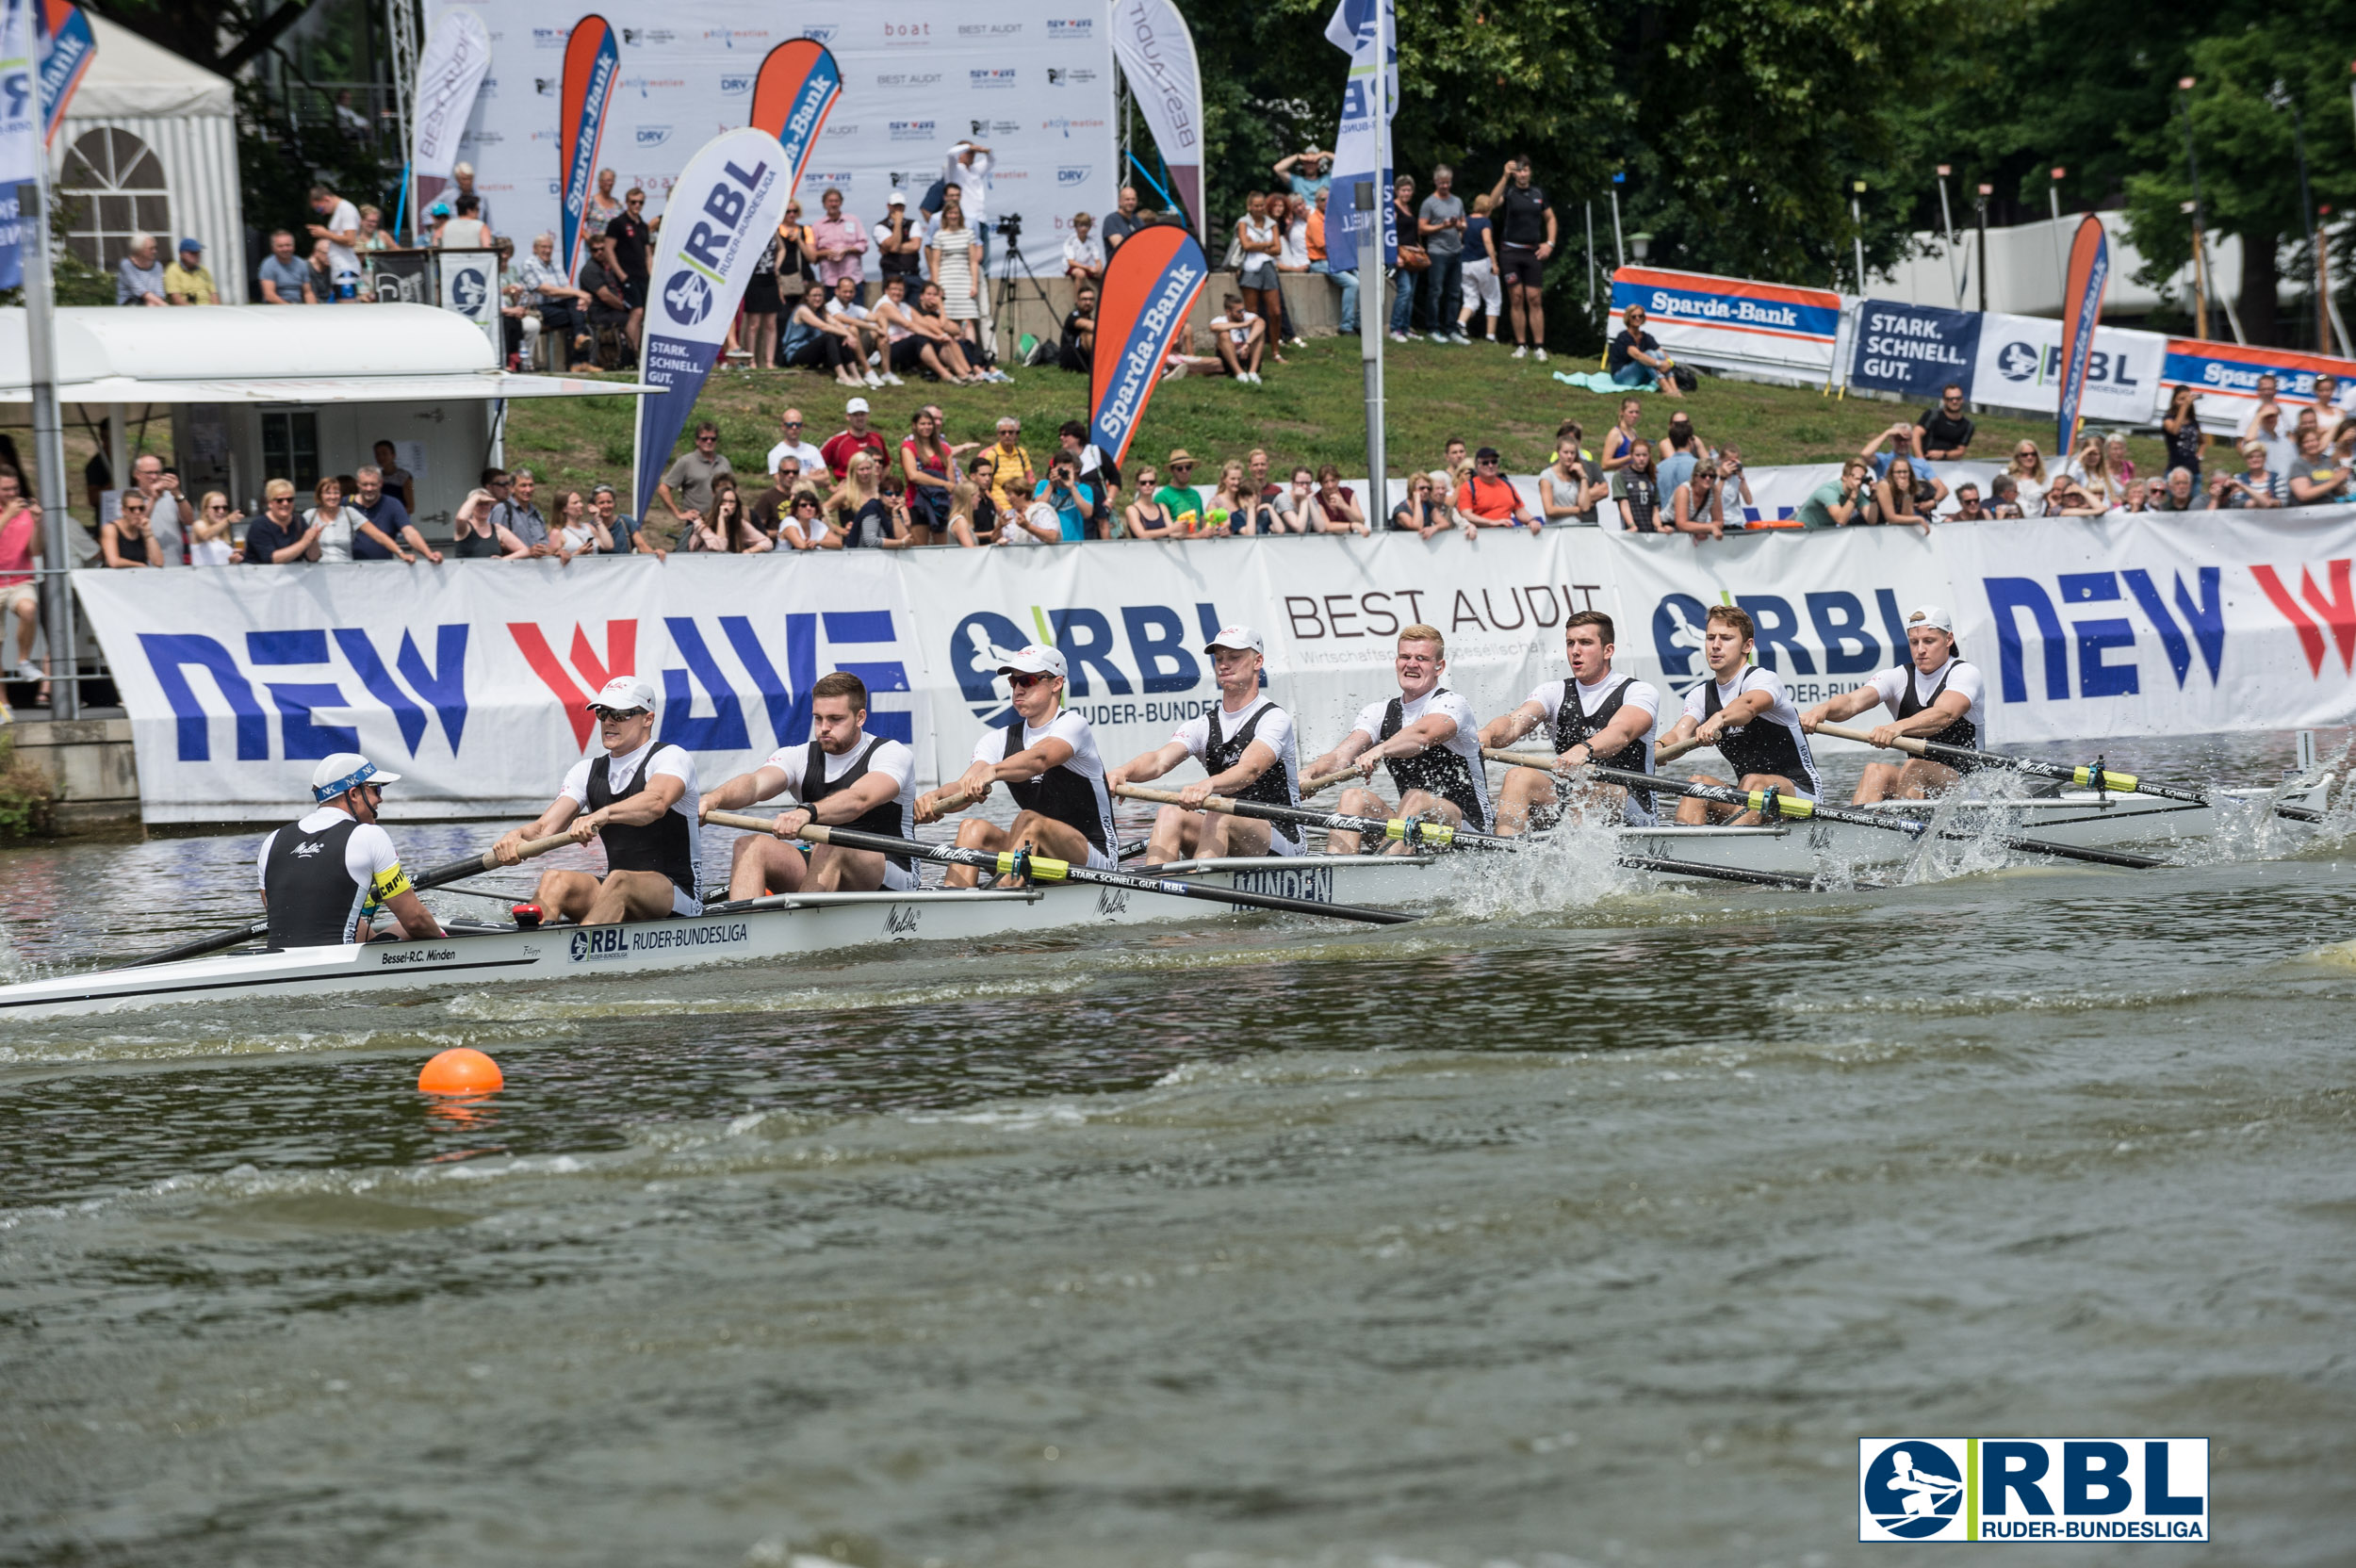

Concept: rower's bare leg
[[1146, 804, 1203, 864], [1209, 816, 1273, 858], [1327, 786, 1392, 855], [1495, 765, 1557, 836], [532, 868, 603, 922], [996, 811, 1096, 886], [1854, 761, 1903, 804], [1679, 771, 1805, 827], [945, 818, 1008, 888], [1890, 758, 1958, 801], [1393, 789, 1464, 855], [582, 869, 683, 925], [1677, 772, 1731, 825], [728, 835, 807, 901], [803, 843, 887, 892]]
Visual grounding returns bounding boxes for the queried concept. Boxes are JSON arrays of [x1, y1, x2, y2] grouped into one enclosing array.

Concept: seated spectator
[[1796, 458, 1871, 530], [873, 276, 980, 386], [550, 487, 616, 561], [2286, 426, 2353, 507], [908, 283, 984, 384], [2247, 401, 2298, 481], [1949, 481, 1988, 522], [1124, 464, 1178, 539], [779, 485, 831, 549], [1059, 286, 1097, 374], [512, 232, 593, 368], [356, 205, 391, 253], [1210, 293, 1267, 384], [1862, 423, 1949, 508], [2241, 374, 2282, 440], [592, 483, 663, 559], [1055, 420, 1121, 537], [1219, 461, 1282, 535], [115, 233, 167, 306], [1390, 472, 1456, 539], [1313, 465, 1366, 533], [1539, 437, 1606, 525], [1456, 448, 1537, 531], [766, 410, 826, 480], [306, 238, 336, 303], [1874, 457, 1937, 532], [826, 273, 892, 388], [982, 419, 1038, 517], [1063, 212, 1104, 288], [1154, 450, 1203, 533], [162, 239, 217, 304], [826, 452, 917, 550], [2149, 466, 2200, 513], [944, 478, 996, 548], [749, 459, 799, 543], [898, 405, 957, 543], [1915, 383, 1974, 458], [2209, 442, 2282, 509], [101, 489, 164, 566], [2041, 474, 2107, 517], [351, 465, 438, 563], [241, 480, 320, 563], [782, 280, 866, 387], [188, 491, 241, 564], [1606, 304, 1679, 397], [1100, 186, 1144, 254], [1614, 444, 1665, 532]]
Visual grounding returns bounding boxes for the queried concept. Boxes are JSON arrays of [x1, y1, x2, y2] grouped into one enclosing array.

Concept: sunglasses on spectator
[[780, 419, 802, 428], [1170, 462, 1193, 471], [1005, 672, 1055, 691], [589, 705, 648, 722]]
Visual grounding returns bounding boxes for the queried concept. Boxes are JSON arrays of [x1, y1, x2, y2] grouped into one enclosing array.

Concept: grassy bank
[[506, 337, 2161, 495]]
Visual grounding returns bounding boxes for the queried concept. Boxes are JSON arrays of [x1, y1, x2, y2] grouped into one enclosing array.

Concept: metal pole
[[1975, 184, 1989, 315], [2046, 168, 2066, 309], [1357, 11, 1385, 506], [1850, 183, 1867, 293], [1584, 199, 1595, 313], [2179, 80, 2213, 341], [22, 179, 76, 719], [2284, 94, 2323, 350], [1936, 166, 1960, 307], [1609, 176, 1624, 270]]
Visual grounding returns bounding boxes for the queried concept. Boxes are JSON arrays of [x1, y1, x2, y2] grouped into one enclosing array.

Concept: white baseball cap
[[997, 644, 1069, 679], [587, 675, 660, 713], [1906, 604, 1955, 634], [845, 396, 870, 414], [887, 190, 907, 205], [311, 752, 400, 802], [1203, 625, 1264, 655]]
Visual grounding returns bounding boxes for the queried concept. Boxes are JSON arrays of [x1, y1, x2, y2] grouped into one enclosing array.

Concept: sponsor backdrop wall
[[427, 0, 1116, 272], [74, 508, 2356, 823]]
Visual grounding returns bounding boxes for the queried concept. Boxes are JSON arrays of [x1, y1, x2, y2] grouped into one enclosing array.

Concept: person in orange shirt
[[1453, 447, 1537, 531]]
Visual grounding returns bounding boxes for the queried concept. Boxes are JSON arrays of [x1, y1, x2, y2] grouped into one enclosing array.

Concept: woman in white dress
[[928, 188, 1006, 383]]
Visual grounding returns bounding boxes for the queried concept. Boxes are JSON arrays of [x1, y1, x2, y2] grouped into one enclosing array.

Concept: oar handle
[[412, 830, 578, 892], [1483, 747, 1562, 769], [1115, 783, 1227, 809], [1653, 735, 1707, 764], [910, 787, 979, 825], [706, 808, 809, 835], [1811, 720, 1928, 756], [1300, 766, 1363, 795]]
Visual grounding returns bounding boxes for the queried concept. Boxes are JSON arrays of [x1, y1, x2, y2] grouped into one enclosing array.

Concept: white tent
[[55, 14, 247, 302]]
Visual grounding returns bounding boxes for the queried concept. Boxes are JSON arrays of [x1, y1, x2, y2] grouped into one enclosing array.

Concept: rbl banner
[[2054, 215, 2111, 458], [557, 13, 618, 284], [747, 37, 841, 198], [32, 0, 90, 145], [1088, 225, 1209, 467]]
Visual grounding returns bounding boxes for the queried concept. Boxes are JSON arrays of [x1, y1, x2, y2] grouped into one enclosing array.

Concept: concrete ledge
[[6, 715, 141, 833]]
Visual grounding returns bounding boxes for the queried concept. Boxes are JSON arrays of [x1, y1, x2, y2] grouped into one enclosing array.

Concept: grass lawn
[[508, 336, 2165, 496]]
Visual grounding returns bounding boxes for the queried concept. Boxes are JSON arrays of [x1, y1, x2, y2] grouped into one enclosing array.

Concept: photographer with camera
[[1274, 148, 1333, 201]]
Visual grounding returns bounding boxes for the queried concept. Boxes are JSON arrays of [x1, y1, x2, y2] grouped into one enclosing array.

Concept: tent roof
[[70, 14, 236, 120]]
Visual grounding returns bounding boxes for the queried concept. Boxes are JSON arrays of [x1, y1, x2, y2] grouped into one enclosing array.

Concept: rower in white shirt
[[1653, 604, 1822, 825], [1305, 624, 1492, 854], [1479, 609, 1661, 833], [698, 671, 920, 898], [1800, 603, 1988, 802], [918, 644, 1121, 886], [1107, 626, 1303, 861]]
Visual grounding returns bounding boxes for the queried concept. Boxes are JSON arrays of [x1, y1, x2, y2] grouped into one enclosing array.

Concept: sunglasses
[[589, 705, 647, 722], [1171, 463, 1194, 471], [1006, 671, 1055, 691], [781, 420, 803, 428]]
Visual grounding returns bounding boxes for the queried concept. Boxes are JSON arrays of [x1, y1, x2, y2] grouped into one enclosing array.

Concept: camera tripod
[[993, 222, 1062, 367]]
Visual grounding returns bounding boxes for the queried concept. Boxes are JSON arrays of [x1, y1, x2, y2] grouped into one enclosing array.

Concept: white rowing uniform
[[1525, 671, 1661, 825], [1170, 694, 1302, 855], [973, 709, 1120, 870], [1866, 656, 1987, 764], [1349, 686, 1492, 831], [559, 738, 705, 914], [762, 734, 922, 890], [1681, 665, 1821, 797]]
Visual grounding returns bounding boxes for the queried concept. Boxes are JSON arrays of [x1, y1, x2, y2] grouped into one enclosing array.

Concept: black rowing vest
[[1378, 693, 1489, 830], [587, 750, 697, 895], [1893, 661, 1978, 755], [802, 737, 913, 871], [1204, 703, 1302, 851], [1701, 677, 1818, 792], [1004, 721, 1112, 853], [1555, 676, 1653, 813], [263, 815, 368, 948]]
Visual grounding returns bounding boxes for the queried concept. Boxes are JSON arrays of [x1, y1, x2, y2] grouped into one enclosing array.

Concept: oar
[[702, 810, 1419, 925], [1573, 762, 2166, 869], [121, 830, 582, 969], [1112, 784, 1834, 891], [1809, 721, 2327, 824], [1298, 766, 1364, 796]]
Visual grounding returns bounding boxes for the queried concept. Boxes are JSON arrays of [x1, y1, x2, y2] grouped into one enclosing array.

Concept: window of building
[[260, 412, 320, 494], [60, 128, 172, 272]]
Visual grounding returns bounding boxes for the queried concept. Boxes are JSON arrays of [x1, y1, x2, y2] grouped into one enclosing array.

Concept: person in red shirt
[[820, 397, 889, 481], [0, 466, 42, 690], [1453, 447, 1538, 531]]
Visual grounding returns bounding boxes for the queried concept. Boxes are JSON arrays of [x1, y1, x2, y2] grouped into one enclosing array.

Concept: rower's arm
[[699, 765, 790, 816], [1205, 740, 1279, 794], [1579, 703, 1656, 761], [1800, 685, 1885, 729], [582, 773, 684, 832], [493, 795, 581, 862], [1360, 712, 1456, 766], [1696, 687, 1772, 734], [1306, 728, 1373, 779], [1884, 689, 1971, 737], [383, 887, 444, 939], [1659, 710, 1700, 746], [1106, 740, 1191, 790], [1479, 700, 1548, 749], [993, 735, 1075, 783]]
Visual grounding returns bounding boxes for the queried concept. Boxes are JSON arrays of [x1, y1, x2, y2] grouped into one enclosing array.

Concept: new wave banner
[[410, 8, 491, 218], [1320, 0, 1395, 276], [746, 37, 840, 202], [2054, 215, 2112, 458], [630, 127, 792, 521], [1969, 310, 2165, 427], [557, 13, 619, 285], [1847, 300, 1983, 400], [1108, 0, 1204, 239], [2159, 338, 2356, 436], [1611, 267, 1843, 381], [1088, 226, 1209, 467], [32, 0, 89, 145]]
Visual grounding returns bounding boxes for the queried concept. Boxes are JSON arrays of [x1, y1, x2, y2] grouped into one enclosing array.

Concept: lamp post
[[1975, 183, 1990, 314], [2178, 76, 2213, 341], [1937, 163, 1961, 306], [2046, 166, 2067, 307], [2270, 78, 2326, 351], [1609, 171, 1625, 270], [1850, 180, 1867, 294]]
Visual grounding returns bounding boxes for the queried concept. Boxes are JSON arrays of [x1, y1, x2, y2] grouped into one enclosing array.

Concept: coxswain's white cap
[[587, 675, 660, 713], [845, 395, 870, 414], [1203, 625, 1264, 655], [997, 643, 1069, 679], [312, 752, 399, 802], [1906, 604, 1955, 634]]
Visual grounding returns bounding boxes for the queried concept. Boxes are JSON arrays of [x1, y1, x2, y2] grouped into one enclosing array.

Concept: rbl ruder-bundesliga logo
[[1858, 1438, 2208, 1543]]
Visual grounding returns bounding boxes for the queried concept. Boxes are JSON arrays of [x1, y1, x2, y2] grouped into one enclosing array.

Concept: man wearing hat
[[1800, 604, 1986, 802], [494, 677, 705, 923], [876, 188, 925, 292], [255, 754, 444, 948], [1109, 627, 1304, 862], [919, 644, 1120, 885], [821, 396, 890, 481], [1454, 447, 1539, 530], [163, 239, 218, 305], [1154, 451, 1204, 531]]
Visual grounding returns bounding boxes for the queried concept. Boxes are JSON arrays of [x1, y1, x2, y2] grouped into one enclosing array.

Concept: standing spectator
[[162, 238, 217, 304], [306, 476, 400, 563], [2241, 373, 2282, 440], [1055, 419, 1121, 537], [352, 466, 439, 563], [983, 418, 1037, 518], [1234, 192, 1284, 361], [1606, 303, 1679, 396], [548, 487, 616, 560], [1862, 424, 1948, 507], [2286, 426, 2353, 508], [1059, 285, 1097, 375], [2059, 433, 2118, 508], [1656, 410, 1705, 497], [826, 273, 892, 387], [1949, 482, 1988, 521], [490, 467, 552, 554], [1275, 194, 1313, 346], [2003, 440, 2049, 514], [1458, 195, 1499, 342], [653, 424, 733, 542], [604, 188, 651, 351], [1272, 148, 1333, 202], [1062, 212, 1104, 288], [306, 238, 337, 302], [1455, 448, 1538, 531], [876, 191, 924, 294], [369, 441, 415, 512], [129, 454, 187, 567], [2247, 401, 2298, 483], [900, 406, 957, 543], [241, 480, 321, 563], [766, 410, 826, 480], [450, 162, 494, 233], [306, 185, 363, 300], [1716, 446, 1757, 520], [1154, 451, 1203, 531], [1796, 458, 1871, 530], [1101, 186, 1143, 254], [1873, 457, 1937, 531], [810, 188, 870, 299], [821, 398, 889, 482], [1122, 463, 1177, 539], [101, 489, 164, 566], [1317, 187, 1360, 335], [579, 234, 632, 360], [2160, 385, 2207, 482], [777, 201, 817, 295], [1305, 185, 1328, 272], [114, 233, 166, 305], [1987, 473, 2024, 517], [926, 187, 990, 372], [1487, 156, 1555, 359], [1417, 166, 1468, 346], [1601, 397, 1644, 474], [739, 218, 784, 369], [447, 488, 523, 559], [1915, 383, 1974, 458], [2104, 433, 2136, 487], [438, 193, 492, 252], [355, 205, 392, 254], [941, 141, 995, 267], [586, 168, 624, 229], [1386, 173, 1420, 340], [1210, 293, 1267, 384]]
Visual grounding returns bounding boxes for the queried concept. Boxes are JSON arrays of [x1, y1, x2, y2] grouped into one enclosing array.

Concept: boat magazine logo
[[1858, 1438, 2208, 1543]]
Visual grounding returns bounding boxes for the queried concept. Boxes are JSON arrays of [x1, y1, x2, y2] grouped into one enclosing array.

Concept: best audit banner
[[73, 508, 2356, 823], [425, 0, 1117, 275]]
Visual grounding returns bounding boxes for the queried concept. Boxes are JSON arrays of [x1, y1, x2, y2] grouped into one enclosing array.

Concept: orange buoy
[[417, 1047, 503, 1095]]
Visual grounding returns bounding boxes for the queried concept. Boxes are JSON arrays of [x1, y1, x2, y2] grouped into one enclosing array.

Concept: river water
[[2, 736, 2352, 1566]]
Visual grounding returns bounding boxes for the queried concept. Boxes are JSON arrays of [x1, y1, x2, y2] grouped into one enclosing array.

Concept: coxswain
[[1800, 604, 1985, 802], [1653, 603, 1821, 825], [494, 676, 703, 923], [1106, 626, 1303, 861], [256, 752, 443, 947], [1478, 609, 1661, 833], [1305, 624, 1491, 854], [698, 671, 920, 899], [917, 644, 1119, 887]]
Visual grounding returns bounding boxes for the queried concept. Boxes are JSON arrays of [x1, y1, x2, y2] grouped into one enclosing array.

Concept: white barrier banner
[[72, 510, 2356, 821], [1969, 311, 2166, 428]]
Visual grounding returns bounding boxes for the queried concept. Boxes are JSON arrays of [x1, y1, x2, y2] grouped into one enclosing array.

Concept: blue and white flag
[[1321, 0, 1395, 276], [0, 0, 39, 290]]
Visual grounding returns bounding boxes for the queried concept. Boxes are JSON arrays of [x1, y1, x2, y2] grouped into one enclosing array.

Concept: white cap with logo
[[996, 644, 1069, 680], [1906, 604, 1955, 634], [1203, 625, 1265, 655], [587, 675, 660, 713], [845, 396, 870, 414], [311, 752, 400, 802]]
